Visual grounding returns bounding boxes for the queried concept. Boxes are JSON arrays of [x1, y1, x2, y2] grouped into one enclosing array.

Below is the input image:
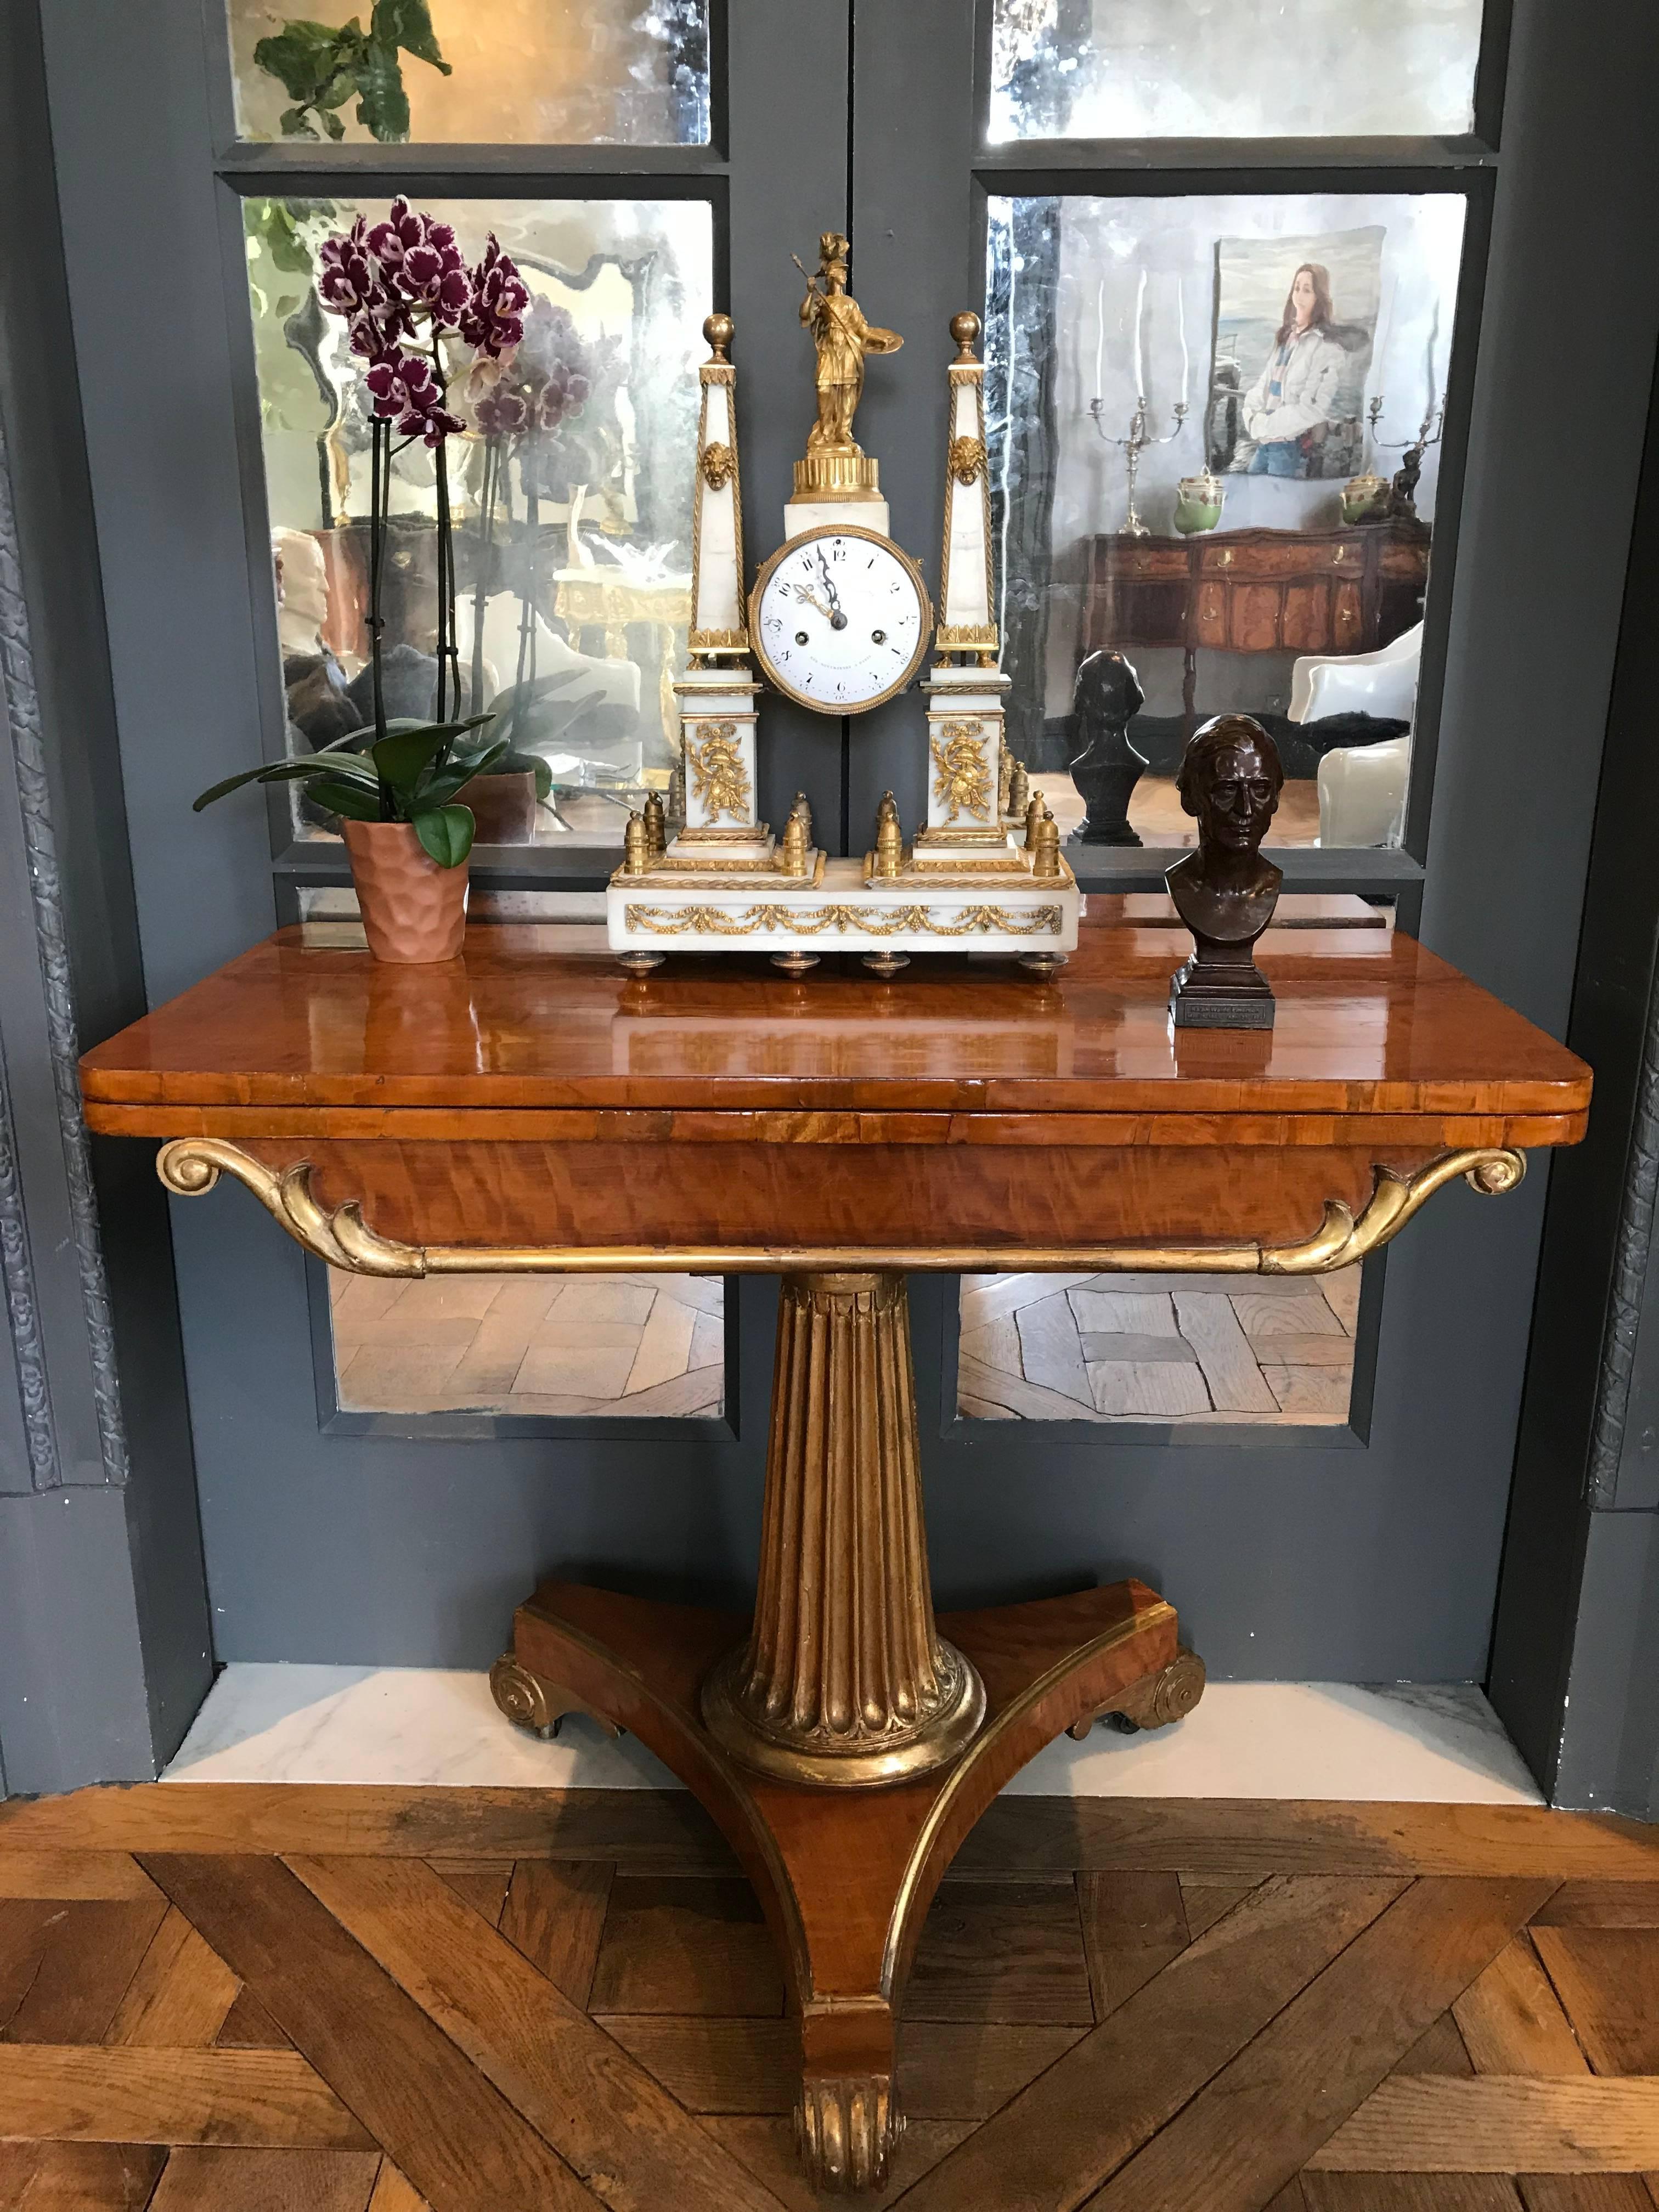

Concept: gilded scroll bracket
[[156, 1138, 1527, 1280]]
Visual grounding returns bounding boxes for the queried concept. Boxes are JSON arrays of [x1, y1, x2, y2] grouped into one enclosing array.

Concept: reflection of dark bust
[[1166, 713, 1284, 1029], [1068, 649, 1147, 845]]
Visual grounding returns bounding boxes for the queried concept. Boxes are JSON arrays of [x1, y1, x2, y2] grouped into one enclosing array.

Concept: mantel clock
[[605, 232, 1081, 974]]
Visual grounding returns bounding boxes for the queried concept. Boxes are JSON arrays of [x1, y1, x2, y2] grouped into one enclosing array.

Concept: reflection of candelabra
[[1375, 391, 1444, 522], [1088, 394, 1188, 539]]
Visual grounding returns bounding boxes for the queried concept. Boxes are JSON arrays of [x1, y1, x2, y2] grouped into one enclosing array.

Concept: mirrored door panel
[[985, 189, 1466, 849]]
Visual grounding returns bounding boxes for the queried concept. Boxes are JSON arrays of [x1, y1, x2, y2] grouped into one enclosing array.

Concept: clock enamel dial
[[749, 523, 933, 714]]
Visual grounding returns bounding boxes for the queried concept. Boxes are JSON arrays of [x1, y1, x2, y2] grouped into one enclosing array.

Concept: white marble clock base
[[606, 854, 1080, 962]]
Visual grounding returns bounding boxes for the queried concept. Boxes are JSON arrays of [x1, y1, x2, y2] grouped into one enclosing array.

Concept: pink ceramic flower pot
[[341, 819, 469, 963]]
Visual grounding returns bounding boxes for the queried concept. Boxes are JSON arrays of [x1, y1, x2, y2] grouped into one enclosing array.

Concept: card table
[[80, 906, 1590, 2191]]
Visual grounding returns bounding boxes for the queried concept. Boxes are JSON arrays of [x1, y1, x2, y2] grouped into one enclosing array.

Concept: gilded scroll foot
[[797, 2070, 903, 2194], [488, 1654, 622, 1742], [1068, 1643, 1207, 1739]]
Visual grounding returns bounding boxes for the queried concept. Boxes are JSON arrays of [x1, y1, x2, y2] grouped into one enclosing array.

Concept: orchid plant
[[196, 201, 551, 862]]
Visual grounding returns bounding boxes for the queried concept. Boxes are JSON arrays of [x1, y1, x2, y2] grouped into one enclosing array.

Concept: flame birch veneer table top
[[80, 909, 1588, 1133]]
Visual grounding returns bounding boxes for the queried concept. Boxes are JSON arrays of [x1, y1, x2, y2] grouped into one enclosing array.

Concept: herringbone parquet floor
[[2, 1785, 1657, 2210]]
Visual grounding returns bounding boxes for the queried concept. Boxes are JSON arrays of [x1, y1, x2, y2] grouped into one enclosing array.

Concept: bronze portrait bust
[[1166, 713, 1284, 1029]]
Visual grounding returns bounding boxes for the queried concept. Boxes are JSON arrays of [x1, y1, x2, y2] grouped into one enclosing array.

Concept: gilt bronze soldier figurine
[[1166, 713, 1284, 1029]]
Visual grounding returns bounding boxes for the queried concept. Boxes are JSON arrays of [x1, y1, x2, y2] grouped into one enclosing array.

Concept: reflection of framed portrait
[[1207, 226, 1384, 479]]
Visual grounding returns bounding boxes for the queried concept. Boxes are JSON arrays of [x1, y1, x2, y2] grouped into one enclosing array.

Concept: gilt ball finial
[[704, 312, 735, 362], [950, 311, 981, 359]]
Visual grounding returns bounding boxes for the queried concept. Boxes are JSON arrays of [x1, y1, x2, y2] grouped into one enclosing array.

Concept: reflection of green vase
[[1341, 472, 1390, 525], [1173, 472, 1224, 535]]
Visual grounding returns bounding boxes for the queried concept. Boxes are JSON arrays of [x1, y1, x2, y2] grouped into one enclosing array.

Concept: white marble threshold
[[164, 1663, 1543, 1804]]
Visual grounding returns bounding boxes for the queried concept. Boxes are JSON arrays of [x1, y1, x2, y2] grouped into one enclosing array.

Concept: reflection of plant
[[249, 197, 320, 275], [194, 718, 504, 868], [254, 0, 450, 142], [199, 202, 535, 865], [465, 297, 622, 731], [314, 198, 522, 732]]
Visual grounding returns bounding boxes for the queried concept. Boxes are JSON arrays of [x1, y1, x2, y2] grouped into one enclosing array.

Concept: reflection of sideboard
[[1081, 521, 1430, 735]]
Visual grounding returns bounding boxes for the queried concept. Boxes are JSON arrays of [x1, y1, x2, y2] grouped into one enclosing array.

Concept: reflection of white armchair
[[1289, 622, 1423, 848]]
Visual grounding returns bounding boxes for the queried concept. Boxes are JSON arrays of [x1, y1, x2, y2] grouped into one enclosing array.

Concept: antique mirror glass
[[989, 0, 1482, 142], [958, 1264, 1360, 1424], [984, 190, 1466, 851], [227, 1, 711, 144], [247, 194, 713, 850], [330, 1269, 725, 1419]]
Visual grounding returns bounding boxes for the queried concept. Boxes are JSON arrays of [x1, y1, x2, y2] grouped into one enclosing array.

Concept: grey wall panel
[[1551, 1509, 1659, 1820], [0, 0, 211, 1790], [0, 1488, 159, 1797], [1419, 0, 1659, 1028], [914, 1174, 1548, 1681], [1488, 185, 1659, 1809], [37, 0, 280, 1012], [167, 1186, 771, 1660]]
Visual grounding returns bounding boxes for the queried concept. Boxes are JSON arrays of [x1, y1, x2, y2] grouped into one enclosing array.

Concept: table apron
[[154, 1135, 1530, 1269]]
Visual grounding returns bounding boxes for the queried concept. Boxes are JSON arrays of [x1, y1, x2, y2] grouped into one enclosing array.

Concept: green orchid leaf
[[371, 0, 450, 71], [371, 725, 458, 789], [353, 39, 411, 141], [421, 741, 511, 806], [413, 804, 474, 868], [191, 753, 378, 811], [305, 777, 383, 821]]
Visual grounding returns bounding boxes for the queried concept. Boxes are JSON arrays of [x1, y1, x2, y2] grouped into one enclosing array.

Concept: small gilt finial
[[643, 791, 667, 856], [703, 312, 734, 363], [950, 310, 981, 363], [623, 811, 651, 877], [792, 791, 814, 848], [997, 746, 1013, 817], [1024, 792, 1044, 849], [781, 802, 810, 875], [1031, 805, 1061, 881], [1009, 758, 1030, 817], [874, 792, 905, 879]]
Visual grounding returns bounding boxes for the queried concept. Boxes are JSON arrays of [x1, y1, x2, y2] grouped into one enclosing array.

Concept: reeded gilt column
[[701, 1272, 985, 1786]]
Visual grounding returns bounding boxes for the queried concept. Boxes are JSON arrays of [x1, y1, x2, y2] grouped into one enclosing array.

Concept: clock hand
[[791, 583, 833, 618], [815, 549, 849, 629]]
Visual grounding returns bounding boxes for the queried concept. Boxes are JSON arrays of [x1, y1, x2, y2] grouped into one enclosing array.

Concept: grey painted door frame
[[8, 0, 1659, 1796], [0, 0, 212, 1798], [1489, 349, 1659, 1818]]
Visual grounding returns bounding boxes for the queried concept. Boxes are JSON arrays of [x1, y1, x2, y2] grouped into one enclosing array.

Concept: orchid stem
[[369, 415, 388, 768]]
